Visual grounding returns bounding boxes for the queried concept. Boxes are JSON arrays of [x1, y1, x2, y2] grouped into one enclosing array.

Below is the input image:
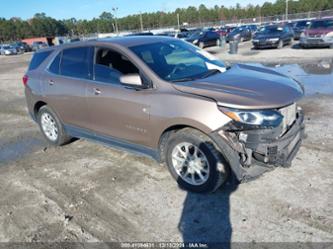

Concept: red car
[[300, 18, 333, 48]]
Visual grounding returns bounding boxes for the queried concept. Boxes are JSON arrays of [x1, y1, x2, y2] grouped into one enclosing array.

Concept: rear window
[[28, 51, 52, 71], [60, 47, 91, 79]]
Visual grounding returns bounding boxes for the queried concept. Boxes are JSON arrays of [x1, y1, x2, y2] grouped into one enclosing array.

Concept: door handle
[[48, 79, 55, 85], [93, 88, 101, 95]]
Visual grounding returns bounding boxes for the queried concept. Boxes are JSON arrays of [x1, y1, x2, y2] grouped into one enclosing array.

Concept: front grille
[[279, 103, 296, 134]]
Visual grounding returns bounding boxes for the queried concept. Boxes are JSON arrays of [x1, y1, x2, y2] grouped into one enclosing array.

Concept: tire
[[165, 128, 228, 193], [277, 39, 283, 49], [199, 42, 204, 49], [37, 106, 72, 146]]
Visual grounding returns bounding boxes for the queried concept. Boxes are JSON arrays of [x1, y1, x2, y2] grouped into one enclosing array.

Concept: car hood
[[172, 64, 304, 109], [305, 28, 333, 36]]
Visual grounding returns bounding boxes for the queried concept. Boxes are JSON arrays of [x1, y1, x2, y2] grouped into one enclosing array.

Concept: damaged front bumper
[[210, 110, 305, 182]]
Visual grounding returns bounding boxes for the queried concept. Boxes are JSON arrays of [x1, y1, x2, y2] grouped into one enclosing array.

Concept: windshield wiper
[[170, 77, 197, 82], [199, 69, 221, 79], [170, 69, 222, 82]]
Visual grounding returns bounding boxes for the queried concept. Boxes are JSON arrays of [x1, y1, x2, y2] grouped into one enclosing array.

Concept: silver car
[[0, 45, 17, 56]]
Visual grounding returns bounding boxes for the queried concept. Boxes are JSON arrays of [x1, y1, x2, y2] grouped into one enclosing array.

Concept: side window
[[48, 52, 61, 74], [28, 51, 52, 71], [60, 47, 91, 79], [94, 47, 139, 84]]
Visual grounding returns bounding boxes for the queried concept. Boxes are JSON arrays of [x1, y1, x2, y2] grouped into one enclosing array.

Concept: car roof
[[35, 36, 180, 54], [100, 35, 177, 47], [72, 36, 177, 48]]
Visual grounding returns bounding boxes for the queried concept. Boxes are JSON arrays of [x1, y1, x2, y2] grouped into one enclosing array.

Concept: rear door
[[42, 46, 93, 129]]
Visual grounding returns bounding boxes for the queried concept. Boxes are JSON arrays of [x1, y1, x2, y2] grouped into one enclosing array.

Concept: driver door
[[85, 47, 152, 147]]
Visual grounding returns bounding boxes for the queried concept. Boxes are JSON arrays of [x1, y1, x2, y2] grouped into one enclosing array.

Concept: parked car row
[[0, 38, 81, 56], [0, 41, 34, 56], [2, 18, 332, 57], [254, 18, 333, 49]]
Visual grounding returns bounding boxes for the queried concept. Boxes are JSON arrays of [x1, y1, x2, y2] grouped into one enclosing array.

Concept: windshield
[[259, 26, 283, 33], [310, 20, 333, 29], [231, 27, 243, 34], [130, 40, 226, 82], [295, 21, 308, 28]]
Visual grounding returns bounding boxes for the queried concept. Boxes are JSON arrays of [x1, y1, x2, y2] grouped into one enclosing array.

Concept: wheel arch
[[33, 101, 47, 119], [157, 123, 212, 163]]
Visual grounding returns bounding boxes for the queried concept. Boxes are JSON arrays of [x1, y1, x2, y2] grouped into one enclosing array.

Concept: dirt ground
[[0, 47, 332, 244]]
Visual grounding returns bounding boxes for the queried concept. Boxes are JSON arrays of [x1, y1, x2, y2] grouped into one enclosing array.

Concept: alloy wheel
[[171, 142, 210, 186], [41, 112, 58, 141]]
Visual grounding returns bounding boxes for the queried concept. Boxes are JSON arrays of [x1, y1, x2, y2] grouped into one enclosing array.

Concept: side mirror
[[120, 74, 142, 87]]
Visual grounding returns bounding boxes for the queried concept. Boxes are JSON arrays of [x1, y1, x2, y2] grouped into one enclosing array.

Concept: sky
[[0, 0, 275, 20]]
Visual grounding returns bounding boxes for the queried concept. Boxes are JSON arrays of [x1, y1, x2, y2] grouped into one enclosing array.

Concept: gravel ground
[[0, 49, 332, 244]]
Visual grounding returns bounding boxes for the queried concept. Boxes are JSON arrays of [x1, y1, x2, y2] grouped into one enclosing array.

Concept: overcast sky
[[1, 0, 275, 20]]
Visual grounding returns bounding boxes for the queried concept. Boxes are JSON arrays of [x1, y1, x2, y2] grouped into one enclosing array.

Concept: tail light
[[22, 75, 29, 87]]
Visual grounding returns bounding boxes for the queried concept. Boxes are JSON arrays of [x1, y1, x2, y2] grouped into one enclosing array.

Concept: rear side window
[[28, 51, 52, 71], [60, 47, 91, 79], [48, 52, 61, 74]]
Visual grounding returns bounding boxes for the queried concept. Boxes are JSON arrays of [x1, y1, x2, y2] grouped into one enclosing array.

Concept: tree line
[[1, 0, 332, 42]]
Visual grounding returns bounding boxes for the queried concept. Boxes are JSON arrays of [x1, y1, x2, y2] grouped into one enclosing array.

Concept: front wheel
[[37, 106, 72, 146], [165, 128, 228, 193]]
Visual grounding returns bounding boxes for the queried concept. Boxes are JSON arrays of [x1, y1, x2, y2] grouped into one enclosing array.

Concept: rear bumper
[[210, 110, 305, 182]]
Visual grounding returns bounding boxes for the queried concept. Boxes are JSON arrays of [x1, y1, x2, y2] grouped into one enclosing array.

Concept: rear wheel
[[37, 106, 72, 146], [165, 128, 228, 193]]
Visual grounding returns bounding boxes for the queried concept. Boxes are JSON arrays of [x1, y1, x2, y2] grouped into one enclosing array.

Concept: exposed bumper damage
[[210, 109, 305, 182]]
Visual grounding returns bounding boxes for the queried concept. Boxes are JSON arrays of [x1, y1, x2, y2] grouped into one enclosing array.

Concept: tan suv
[[24, 36, 305, 193]]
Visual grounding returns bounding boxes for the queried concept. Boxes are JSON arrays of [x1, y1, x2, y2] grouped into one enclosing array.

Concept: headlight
[[268, 38, 279, 42], [220, 107, 283, 127], [193, 39, 198, 44]]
